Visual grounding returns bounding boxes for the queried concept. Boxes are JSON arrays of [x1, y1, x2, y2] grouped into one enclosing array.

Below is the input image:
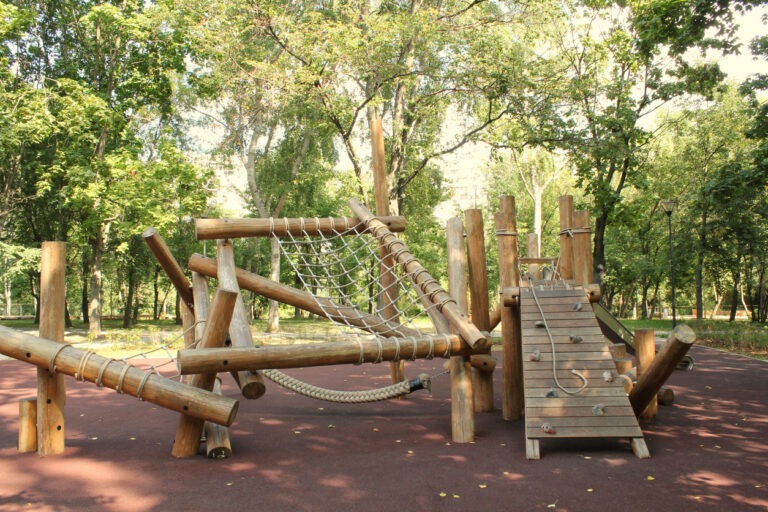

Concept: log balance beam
[[0, 325, 238, 427], [178, 334, 484, 375]]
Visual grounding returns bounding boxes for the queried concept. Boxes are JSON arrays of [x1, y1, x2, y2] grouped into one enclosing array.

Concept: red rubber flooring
[[0, 345, 766, 512]]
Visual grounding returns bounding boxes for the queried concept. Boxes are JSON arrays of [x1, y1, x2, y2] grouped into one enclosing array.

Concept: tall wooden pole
[[370, 116, 404, 384], [465, 209, 494, 412], [572, 210, 594, 286], [37, 241, 67, 455], [558, 196, 574, 281], [495, 196, 523, 420], [446, 217, 474, 442]]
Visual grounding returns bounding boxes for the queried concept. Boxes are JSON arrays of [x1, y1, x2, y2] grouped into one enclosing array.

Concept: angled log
[[629, 325, 696, 417], [349, 199, 487, 350], [217, 240, 266, 399], [0, 325, 238, 427], [142, 227, 194, 312], [188, 254, 419, 339], [172, 288, 238, 458]]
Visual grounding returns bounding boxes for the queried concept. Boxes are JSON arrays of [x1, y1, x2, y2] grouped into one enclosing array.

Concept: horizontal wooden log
[[0, 325, 238, 427], [629, 324, 696, 417], [195, 216, 406, 240], [178, 334, 482, 375], [188, 254, 419, 339]]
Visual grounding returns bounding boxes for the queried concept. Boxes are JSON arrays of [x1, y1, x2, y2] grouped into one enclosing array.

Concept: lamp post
[[660, 200, 677, 327]]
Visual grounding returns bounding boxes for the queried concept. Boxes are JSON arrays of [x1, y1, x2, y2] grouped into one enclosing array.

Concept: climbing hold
[[546, 387, 558, 398], [535, 320, 546, 328], [541, 423, 557, 435], [592, 404, 606, 416], [572, 303, 582, 312], [602, 370, 614, 383], [528, 350, 541, 362], [569, 335, 583, 344]]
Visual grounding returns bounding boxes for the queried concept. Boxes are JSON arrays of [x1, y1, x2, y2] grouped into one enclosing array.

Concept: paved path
[[0, 345, 766, 512]]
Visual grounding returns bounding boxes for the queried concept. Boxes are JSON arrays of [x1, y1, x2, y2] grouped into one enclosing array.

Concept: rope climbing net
[[277, 218, 442, 339]]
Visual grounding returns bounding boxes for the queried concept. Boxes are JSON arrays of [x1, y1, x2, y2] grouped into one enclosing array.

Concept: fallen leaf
[[478, 484, 488, 489], [439, 492, 447, 498], [646, 476, 655, 481], [587, 489, 594, 493]]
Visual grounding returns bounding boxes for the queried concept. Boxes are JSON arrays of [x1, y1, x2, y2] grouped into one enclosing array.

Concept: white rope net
[[276, 218, 442, 340]]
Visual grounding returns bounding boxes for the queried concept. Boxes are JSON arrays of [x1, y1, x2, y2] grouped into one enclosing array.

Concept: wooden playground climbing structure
[[0, 195, 696, 460]]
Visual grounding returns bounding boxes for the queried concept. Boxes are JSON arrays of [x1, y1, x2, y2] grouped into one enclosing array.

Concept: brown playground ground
[[0, 344, 766, 512]]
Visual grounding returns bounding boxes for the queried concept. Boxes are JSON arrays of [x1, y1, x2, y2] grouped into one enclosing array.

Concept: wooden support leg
[[631, 438, 651, 459], [18, 398, 37, 453], [204, 379, 233, 459], [526, 439, 540, 460]]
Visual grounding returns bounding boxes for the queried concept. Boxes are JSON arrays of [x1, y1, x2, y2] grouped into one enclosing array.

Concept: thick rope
[[262, 369, 431, 403]]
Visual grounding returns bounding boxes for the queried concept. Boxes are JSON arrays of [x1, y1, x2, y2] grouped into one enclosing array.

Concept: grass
[[622, 318, 768, 360]]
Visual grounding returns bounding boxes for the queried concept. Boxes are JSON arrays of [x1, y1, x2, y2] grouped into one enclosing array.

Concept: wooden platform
[[519, 284, 649, 459]]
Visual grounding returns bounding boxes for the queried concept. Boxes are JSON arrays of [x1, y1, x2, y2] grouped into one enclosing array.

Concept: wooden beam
[[465, 209, 494, 412], [216, 240, 267, 399], [37, 241, 66, 455], [496, 196, 523, 420], [142, 228, 194, 312], [195, 216, 406, 240], [177, 334, 480, 375], [447, 217, 474, 443]]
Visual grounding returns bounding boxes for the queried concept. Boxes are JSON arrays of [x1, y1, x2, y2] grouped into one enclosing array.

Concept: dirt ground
[[0, 345, 766, 512]]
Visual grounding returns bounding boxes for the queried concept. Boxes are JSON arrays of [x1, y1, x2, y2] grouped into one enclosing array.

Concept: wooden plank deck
[[519, 284, 648, 459]]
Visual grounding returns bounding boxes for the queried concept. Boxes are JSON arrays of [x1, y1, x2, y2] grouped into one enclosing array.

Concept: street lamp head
[[660, 199, 676, 216]]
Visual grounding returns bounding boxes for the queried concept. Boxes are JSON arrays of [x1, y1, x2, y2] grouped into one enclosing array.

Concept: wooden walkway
[[519, 284, 649, 459]]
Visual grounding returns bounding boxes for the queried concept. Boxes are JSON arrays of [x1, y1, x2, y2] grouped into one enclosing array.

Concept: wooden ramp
[[519, 284, 649, 459]]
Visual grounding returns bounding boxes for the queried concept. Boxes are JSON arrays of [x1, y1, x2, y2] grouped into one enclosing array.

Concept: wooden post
[[371, 121, 405, 384], [630, 325, 696, 417], [18, 398, 37, 453], [634, 328, 658, 420], [572, 210, 594, 286], [172, 288, 238, 458], [217, 240, 267, 399], [525, 233, 540, 281], [558, 196, 574, 281], [204, 379, 233, 459], [465, 209, 494, 412], [495, 196, 523, 420], [37, 241, 66, 455], [446, 217, 474, 442]]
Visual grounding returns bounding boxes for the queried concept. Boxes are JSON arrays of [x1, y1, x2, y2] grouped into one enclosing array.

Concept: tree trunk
[[88, 228, 103, 337], [81, 253, 89, 323], [695, 211, 708, 320], [153, 265, 160, 320], [729, 271, 740, 322], [123, 266, 135, 328], [593, 210, 609, 287]]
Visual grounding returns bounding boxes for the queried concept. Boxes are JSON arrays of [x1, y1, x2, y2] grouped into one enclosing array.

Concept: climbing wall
[[519, 284, 649, 459]]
